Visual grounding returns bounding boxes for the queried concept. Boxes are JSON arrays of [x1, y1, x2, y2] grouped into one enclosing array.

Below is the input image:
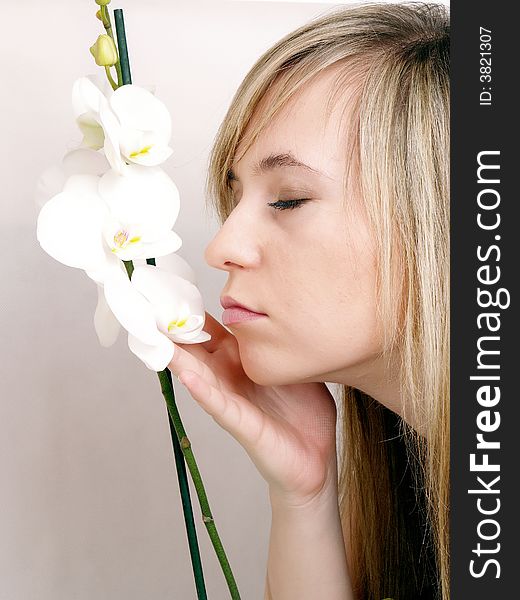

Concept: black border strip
[[451, 1, 518, 595]]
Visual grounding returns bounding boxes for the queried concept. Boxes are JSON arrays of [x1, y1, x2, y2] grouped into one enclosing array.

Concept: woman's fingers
[[177, 369, 266, 454], [168, 342, 219, 389]]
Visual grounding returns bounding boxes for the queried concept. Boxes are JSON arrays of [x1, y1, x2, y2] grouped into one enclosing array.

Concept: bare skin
[[169, 312, 338, 507], [169, 313, 352, 599]]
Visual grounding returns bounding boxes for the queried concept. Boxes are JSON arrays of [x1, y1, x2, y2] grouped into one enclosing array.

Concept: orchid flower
[[96, 261, 211, 371], [35, 148, 110, 209], [98, 164, 181, 260], [37, 169, 209, 370], [72, 75, 113, 150], [36, 174, 119, 274], [93, 252, 200, 349], [37, 166, 182, 274], [36, 6, 240, 590], [72, 76, 173, 174], [37, 74, 211, 372]]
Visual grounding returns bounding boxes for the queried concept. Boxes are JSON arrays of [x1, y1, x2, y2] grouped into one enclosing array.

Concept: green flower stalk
[[96, 0, 122, 87]]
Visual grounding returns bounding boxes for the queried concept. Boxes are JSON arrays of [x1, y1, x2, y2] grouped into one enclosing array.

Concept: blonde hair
[[205, 3, 450, 599]]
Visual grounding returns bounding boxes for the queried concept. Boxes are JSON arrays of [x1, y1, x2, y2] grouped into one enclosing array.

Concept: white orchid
[[93, 253, 199, 348], [53, 10, 239, 588], [37, 166, 182, 273], [95, 260, 211, 371], [98, 164, 181, 260], [72, 75, 173, 174], [133, 264, 210, 344], [37, 174, 119, 274], [37, 171, 210, 371], [72, 75, 113, 150], [37, 75, 210, 372]]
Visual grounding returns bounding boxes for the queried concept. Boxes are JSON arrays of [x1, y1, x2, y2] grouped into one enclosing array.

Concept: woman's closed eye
[[267, 198, 311, 211]]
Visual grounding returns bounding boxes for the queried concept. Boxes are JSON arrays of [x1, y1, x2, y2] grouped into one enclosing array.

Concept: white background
[[0, 1, 447, 598]]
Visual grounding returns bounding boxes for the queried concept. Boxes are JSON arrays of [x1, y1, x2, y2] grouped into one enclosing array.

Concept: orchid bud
[[95, 0, 111, 6], [89, 34, 118, 67]]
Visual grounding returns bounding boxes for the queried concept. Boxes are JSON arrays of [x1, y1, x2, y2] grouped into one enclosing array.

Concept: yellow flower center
[[129, 145, 152, 158], [111, 229, 141, 252], [168, 317, 189, 332]]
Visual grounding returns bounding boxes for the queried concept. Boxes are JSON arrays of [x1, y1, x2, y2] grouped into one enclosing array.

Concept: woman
[[169, 2, 450, 599]]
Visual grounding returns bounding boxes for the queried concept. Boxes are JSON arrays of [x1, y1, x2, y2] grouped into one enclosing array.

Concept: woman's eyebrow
[[227, 152, 331, 182]]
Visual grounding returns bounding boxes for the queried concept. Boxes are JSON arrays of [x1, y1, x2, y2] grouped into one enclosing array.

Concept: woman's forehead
[[234, 65, 361, 172]]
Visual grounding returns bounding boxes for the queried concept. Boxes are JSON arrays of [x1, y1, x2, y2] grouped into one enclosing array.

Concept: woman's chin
[[239, 354, 304, 387], [241, 361, 278, 386]]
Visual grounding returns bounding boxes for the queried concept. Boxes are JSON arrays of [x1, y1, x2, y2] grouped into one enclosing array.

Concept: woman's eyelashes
[[267, 198, 311, 211]]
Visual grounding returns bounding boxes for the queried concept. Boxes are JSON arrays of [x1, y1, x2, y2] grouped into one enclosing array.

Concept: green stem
[[104, 65, 118, 91], [100, 5, 123, 86], [158, 369, 241, 599], [165, 380, 208, 600], [123, 260, 134, 279], [127, 259, 207, 600], [114, 9, 132, 85]]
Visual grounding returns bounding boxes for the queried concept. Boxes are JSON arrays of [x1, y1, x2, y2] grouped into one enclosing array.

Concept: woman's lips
[[222, 306, 268, 326]]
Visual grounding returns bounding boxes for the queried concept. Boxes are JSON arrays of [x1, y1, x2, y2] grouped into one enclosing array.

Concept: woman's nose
[[204, 205, 262, 271]]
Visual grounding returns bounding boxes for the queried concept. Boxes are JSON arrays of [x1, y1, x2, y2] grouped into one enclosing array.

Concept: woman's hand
[[168, 312, 339, 507]]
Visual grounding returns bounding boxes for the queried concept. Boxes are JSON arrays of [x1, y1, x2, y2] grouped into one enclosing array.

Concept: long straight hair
[[205, 3, 450, 599]]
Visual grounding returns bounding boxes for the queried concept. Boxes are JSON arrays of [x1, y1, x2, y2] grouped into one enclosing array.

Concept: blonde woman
[[168, 2, 450, 599]]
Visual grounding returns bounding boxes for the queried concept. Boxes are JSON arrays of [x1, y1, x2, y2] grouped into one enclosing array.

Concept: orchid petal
[[72, 77, 105, 119], [72, 75, 112, 117], [98, 165, 180, 238], [109, 85, 171, 142], [130, 266, 208, 342], [155, 253, 197, 284], [118, 129, 173, 167], [35, 149, 109, 209], [130, 266, 198, 307], [175, 330, 212, 344], [99, 97, 126, 174], [77, 113, 105, 149], [127, 332, 174, 372], [36, 174, 111, 271], [72, 77, 108, 149], [102, 269, 165, 346], [105, 229, 182, 261], [137, 230, 183, 258], [85, 253, 124, 284], [86, 268, 109, 284], [126, 145, 174, 167], [63, 147, 109, 174], [93, 283, 121, 346]]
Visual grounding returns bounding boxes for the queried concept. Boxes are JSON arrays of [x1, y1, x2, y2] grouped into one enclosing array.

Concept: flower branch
[[35, 1, 242, 597]]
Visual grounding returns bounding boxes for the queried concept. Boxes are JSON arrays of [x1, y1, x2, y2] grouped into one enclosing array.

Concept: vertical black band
[[451, 2, 518, 596]]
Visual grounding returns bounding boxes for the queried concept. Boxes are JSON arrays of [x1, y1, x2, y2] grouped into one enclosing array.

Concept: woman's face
[[205, 68, 393, 397]]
